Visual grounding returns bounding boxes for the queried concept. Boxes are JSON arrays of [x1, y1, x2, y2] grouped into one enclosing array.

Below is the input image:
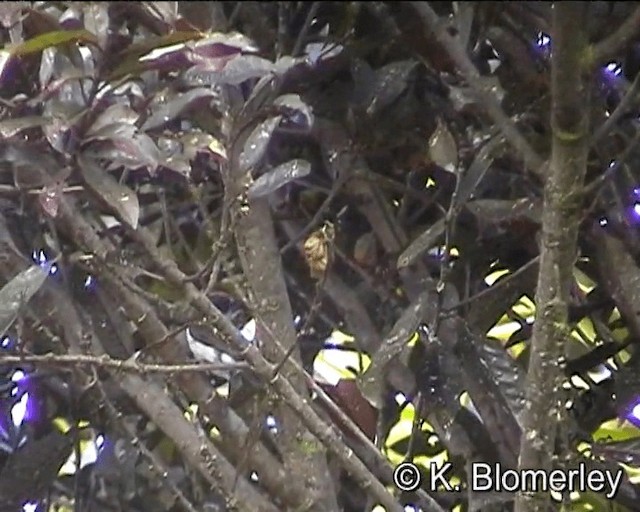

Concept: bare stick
[[0, 353, 249, 374]]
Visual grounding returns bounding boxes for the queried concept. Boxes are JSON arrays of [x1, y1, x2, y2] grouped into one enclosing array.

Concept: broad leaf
[[238, 116, 282, 172], [78, 155, 140, 229], [184, 55, 280, 86], [477, 338, 526, 425], [86, 104, 139, 138], [0, 116, 51, 138], [428, 119, 458, 173], [247, 159, 311, 199], [142, 88, 215, 131], [0, 264, 51, 339], [397, 217, 446, 269], [83, 135, 160, 173], [3, 29, 97, 56], [366, 60, 418, 116], [274, 94, 314, 130], [38, 182, 64, 218], [455, 136, 502, 206]]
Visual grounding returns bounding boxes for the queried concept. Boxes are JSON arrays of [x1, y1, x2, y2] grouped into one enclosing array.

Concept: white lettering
[[547, 470, 567, 492], [472, 463, 492, 491], [604, 469, 623, 499], [430, 462, 454, 491], [468, 462, 623, 498]]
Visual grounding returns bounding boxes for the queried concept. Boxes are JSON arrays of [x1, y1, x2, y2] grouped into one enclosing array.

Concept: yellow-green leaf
[[4, 29, 97, 56]]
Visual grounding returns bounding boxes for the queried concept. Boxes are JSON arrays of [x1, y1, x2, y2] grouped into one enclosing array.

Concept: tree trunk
[[514, 3, 590, 511]]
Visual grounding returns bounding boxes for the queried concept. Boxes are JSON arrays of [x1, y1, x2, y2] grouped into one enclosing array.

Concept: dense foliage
[[1, 2, 640, 511]]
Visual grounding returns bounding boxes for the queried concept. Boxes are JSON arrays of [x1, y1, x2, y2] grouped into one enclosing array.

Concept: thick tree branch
[[120, 373, 279, 512], [515, 4, 591, 511], [55, 198, 314, 511], [591, 5, 640, 67], [227, 138, 338, 510], [117, 213, 405, 512]]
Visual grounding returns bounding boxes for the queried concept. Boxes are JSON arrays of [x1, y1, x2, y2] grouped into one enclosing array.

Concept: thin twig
[[0, 353, 249, 374]]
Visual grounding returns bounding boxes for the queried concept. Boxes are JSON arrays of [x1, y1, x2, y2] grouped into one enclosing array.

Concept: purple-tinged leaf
[[274, 94, 314, 130], [242, 74, 280, 119], [85, 122, 138, 142], [248, 159, 311, 199], [190, 32, 258, 57], [78, 155, 140, 229], [160, 147, 191, 177], [238, 116, 282, 172], [82, 134, 160, 173], [87, 104, 139, 136], [0, 116, 51, 138], [304, 42, 343, 66], [142, 88, 215, 131], [184, 55, 275, 86], [0, 264, 51, 339], [218, 55, 275, 83], [59, 6, 84, 30], [138, 42, 192, 69], [137, 31, 256, 71], [38, 182, 64, 218], [107, 31, 203, 79], [133, 133, 161, 173]]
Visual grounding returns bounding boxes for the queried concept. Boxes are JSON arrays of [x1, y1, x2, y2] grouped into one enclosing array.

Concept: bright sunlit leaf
[[485, 268, 510, 286], [593, 419, 640, 442]]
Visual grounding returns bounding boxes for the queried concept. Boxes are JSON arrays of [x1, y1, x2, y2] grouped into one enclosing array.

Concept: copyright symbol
[[393, 462, 421, 491]]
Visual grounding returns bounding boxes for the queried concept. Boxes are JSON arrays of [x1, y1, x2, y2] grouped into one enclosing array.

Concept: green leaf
[[593, 420, 640, 442], [4, 29, 97, 56]]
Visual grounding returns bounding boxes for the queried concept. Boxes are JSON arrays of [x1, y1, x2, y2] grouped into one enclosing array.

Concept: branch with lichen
[[514, 4, 591, 511]]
